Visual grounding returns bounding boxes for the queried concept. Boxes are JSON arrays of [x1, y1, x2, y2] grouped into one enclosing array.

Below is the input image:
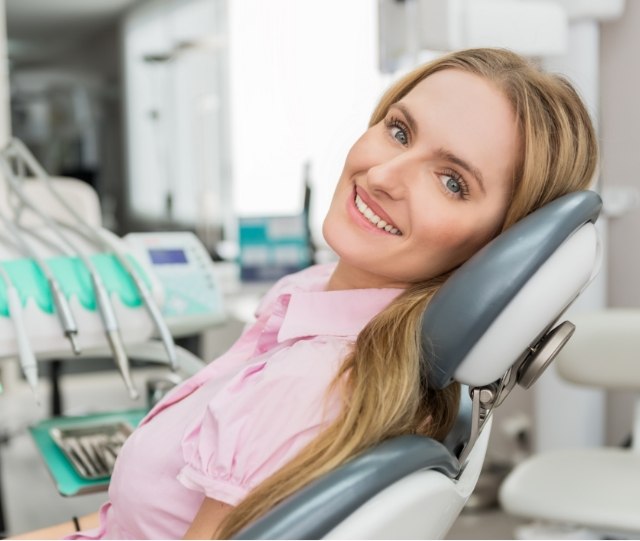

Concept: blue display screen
[[148, 248, 188, 265]]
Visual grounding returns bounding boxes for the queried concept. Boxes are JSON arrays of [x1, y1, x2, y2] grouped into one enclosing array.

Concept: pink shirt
[[67, 263, 402, 540]]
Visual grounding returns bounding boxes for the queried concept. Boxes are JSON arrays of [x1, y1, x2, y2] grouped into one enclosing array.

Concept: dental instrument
[[0, 265, 39, 403], [56, 220, 178, 371], [0, 152, 139, 400], [7, 138, 178, 371], [0, 212, 81, 355]]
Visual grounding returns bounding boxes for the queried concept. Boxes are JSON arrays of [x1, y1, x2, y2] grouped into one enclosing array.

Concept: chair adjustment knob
[[517, 321, 576, 389]]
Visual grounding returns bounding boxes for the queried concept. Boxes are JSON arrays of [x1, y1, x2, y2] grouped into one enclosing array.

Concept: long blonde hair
[[216, 48, 598, 538]]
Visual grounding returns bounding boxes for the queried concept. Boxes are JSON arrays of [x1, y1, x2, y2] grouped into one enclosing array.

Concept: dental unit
[[8, 138, 178, 371], [0, 156, 139, 400], [0, 140, 188, 399]]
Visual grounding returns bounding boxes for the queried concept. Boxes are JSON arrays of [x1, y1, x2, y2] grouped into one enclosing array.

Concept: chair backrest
[[233, 191, 603, 540]]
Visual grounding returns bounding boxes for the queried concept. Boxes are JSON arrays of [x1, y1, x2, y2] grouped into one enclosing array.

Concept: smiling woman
[[213, 47, 597, 539], [23, 48, 597, 541]]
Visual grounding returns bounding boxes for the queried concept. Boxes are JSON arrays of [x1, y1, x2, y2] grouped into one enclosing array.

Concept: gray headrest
[[421, 190, 602, 389]]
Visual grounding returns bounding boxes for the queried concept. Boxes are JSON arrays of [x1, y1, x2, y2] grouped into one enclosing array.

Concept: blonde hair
[[216, 48, 598, 538]]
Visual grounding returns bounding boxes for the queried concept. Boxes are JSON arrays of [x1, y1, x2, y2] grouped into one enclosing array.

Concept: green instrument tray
[[29, 409, 146, 496]]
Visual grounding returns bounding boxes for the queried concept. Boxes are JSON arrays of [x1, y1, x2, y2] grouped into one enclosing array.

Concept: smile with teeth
[[354, 194, 402, 235]]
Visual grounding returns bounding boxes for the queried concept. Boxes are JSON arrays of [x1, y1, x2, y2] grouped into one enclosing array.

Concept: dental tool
[[56, 220, 178, 370], [0, 265, 40, 403], [0, 153, 139, 400], [0, 212, 81, 355], [6, 138, 179, 371]]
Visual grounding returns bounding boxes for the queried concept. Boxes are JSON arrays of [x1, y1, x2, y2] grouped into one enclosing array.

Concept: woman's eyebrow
[[435, 147, 486, 194]]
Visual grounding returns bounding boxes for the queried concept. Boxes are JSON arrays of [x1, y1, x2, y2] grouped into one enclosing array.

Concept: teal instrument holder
[[29, 409, 147, 496], [0, 253, 151, 317]]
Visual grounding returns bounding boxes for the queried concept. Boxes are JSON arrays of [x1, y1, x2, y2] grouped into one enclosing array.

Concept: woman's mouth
[[354, 194, 402, 235]]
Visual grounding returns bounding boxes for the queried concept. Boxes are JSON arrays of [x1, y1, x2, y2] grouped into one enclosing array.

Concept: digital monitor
[[148, 248, 188, 265]]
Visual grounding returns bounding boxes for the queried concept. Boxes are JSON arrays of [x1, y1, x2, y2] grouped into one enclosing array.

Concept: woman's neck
[[326, 260, 407, 291]]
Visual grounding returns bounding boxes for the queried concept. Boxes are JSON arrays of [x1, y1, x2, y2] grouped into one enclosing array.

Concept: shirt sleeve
[[176, 338, 346, 506]]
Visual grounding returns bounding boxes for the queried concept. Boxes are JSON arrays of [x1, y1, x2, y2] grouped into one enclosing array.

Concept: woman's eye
[[384, 116, 410, 146], [439, 172, 469, 199], [445, 176, 461, 193], [390, 125, 408, 145]]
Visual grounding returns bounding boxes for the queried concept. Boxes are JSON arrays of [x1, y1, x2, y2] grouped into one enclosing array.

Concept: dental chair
[[499, 309, 640, 538], [232, 190, 603, 540]]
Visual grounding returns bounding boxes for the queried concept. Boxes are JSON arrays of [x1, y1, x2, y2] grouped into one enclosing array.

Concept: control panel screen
[[148, 248, 188, 265]]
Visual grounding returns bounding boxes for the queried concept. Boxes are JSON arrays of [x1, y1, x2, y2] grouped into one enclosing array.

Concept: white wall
[[227, 0, 385, 241], [599, 2, 640, 445], [602, 2, 640, 308], [123, 0, 228, 231]]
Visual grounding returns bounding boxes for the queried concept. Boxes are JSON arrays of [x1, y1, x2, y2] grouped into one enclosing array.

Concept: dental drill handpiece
[[64, 246, 139, 400], [96, 229, 178, 370], [90, 270, 139, 400], [54, 220, 179, 370], [0, 214, 81, 354], [42, 220, 140, 400], [60, 248, 139, 400], [8, 139, 178, 371], [59, 222, 178, 371], [0, 266, 40, 403]]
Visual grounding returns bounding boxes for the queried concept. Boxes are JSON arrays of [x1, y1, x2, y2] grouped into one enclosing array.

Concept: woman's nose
[[366, 153, 417, 199]]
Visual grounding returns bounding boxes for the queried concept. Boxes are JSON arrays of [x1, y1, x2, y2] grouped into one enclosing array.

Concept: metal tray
[[50, 422, 133, 480]]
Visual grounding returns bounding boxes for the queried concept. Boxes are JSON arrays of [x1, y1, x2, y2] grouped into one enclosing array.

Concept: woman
[[18, 47, 597, 540]]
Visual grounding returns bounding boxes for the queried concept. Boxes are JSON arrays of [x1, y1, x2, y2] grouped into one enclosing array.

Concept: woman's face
[[323, 68, 521, 290]]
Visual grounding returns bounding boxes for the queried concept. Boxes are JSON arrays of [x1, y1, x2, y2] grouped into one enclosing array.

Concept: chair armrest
[[233, 435, 460, 540]]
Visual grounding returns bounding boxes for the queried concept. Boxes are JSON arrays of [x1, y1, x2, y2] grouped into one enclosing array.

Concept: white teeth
[[354, 194, 401, 235]]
